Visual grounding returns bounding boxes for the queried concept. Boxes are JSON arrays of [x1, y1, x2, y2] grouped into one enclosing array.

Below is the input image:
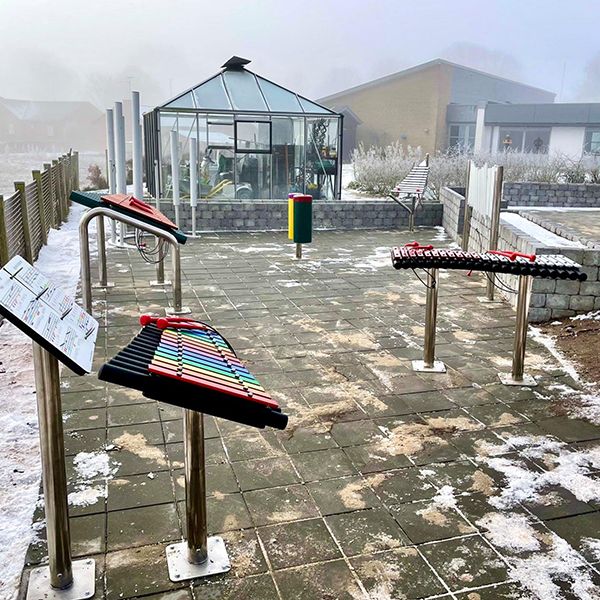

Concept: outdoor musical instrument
[[98, 318, 287, 430], [391, 244, 587, 281]]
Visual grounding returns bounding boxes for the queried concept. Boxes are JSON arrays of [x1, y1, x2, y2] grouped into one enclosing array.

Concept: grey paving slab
[[20, 228, 600, 600]]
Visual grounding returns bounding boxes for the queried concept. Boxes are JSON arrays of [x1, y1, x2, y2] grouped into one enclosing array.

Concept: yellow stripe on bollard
[[288, 195, 295, 240]]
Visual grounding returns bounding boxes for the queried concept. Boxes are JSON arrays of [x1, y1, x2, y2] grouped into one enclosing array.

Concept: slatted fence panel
[[4, 191, 27, 261], [25, 181, 43, 260]]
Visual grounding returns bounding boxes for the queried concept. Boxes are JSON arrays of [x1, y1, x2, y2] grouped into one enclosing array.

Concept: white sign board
[[0, 256, 98, 374], [467, 162, 499, 219]]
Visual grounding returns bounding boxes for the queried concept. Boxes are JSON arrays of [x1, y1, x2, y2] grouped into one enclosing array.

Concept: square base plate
[[498, 372, 537, 387], [92, 282, 115, 289], [412, 360, 446, 373], [166, 537, 231, 582], [150, 280, 172, 287], [27, 559, 95, 600], [477, 296, 502, 304], [165, 306, 192, 316]]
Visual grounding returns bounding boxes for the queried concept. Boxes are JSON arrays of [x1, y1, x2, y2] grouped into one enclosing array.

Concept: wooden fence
[[0, 152, 79, 267]]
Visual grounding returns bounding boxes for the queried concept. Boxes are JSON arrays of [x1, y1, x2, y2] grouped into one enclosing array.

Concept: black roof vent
[[221, 56, 251, 71]]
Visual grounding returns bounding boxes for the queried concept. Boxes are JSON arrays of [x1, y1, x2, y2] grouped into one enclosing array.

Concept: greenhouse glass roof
[[160, 57, 336, 116]]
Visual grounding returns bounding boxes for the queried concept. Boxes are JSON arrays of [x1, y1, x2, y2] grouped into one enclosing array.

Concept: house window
[[584, 128, 600, 155], [498, 127, 550, 153], [448, 124, 475, 150], [47, 125, 55, 137]]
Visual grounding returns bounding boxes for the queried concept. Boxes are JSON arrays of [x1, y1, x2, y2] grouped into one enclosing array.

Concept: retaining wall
[[156, 199, 443, 232], [439, 185, 600, 322], [504, 182, 600, 208]]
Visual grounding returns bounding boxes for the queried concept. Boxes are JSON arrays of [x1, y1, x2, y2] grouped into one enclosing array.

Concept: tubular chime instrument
[[99, 316, 288, 430], [391, 244, 587, 281]]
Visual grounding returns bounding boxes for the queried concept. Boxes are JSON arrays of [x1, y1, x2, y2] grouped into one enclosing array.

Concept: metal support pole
[[499, 275, 537, 386], [131, 91, 143, 200], [170, 130, 181, 228], [150, 243, 170, 287], [485, 166, 504, 302], [106, 108, 117, 245], [165, 411, 230, 581], [296, 243, 302, 259], [190, 138, 198, 237], [412, 269, 446, 373], [79, 207, 190, 315], [26, 344, 95, 600], [92, 216, 114, 289], [113, 102, 128, 248]]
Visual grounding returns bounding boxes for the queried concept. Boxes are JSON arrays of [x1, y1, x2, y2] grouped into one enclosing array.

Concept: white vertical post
[[106, 109, 117, 194], [114, 102, 127, 245], [190, 137, 198, 237], [132, 91, 143, 200], [106, 109, 117, 244], [170, 129, 181, 228]]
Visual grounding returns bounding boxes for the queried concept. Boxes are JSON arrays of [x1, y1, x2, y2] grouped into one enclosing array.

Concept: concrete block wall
[[504, 182, 600, 208], [156, 199, 443, 232], [439, 185, 600, 322], [440, 186, 465, 245], [468, 209, 600, 322]]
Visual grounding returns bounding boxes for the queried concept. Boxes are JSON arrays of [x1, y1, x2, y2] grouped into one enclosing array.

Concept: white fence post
[[132, 91, 143, 200], [190, 138, 197, 237], [170, 129, 180, 228]]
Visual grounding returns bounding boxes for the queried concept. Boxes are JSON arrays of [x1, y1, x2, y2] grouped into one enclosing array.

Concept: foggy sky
[[0, 0, 599, 109]]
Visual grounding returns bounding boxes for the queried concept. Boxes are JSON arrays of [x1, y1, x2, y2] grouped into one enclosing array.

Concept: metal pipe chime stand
[[26, 344, 95, 600], [150, 248, 171, 287], [166, 411, 230, 581], [412, 268, 446, 373], [92, 216, 114, 290], [499, 274, 537, 387], [79, 207, 190, 316]]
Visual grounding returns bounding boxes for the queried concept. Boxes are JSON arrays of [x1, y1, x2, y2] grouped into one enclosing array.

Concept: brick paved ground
[[20, 229, 600, 600]]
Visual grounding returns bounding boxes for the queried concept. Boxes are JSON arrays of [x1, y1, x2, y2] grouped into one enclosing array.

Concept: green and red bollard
[[288, 193, 312, 259]]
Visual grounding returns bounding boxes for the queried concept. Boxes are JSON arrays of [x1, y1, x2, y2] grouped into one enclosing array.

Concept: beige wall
[[325, 64, 453, 155]]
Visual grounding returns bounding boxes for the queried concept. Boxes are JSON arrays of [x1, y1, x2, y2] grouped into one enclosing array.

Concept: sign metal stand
[[0, 257, 98, 600]]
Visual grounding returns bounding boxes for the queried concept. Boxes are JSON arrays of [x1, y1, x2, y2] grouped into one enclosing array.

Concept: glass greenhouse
[[144, 57, 343, 201]]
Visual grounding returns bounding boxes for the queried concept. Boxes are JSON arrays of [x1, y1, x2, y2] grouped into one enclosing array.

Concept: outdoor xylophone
[[391, 244, 587, 280], [99, 316, 287, 430], [390, 242, 587, 386], [99, 315, 288, 581]]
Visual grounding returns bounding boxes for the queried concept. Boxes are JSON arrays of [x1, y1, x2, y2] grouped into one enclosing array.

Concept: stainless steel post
[[485, 166, 504, 301], [79, 207, 190, 315], [165, 410, 230, 581], [32, 343, 72, 588], [499, 274, 536, 386], [184, 410, 208, 564], [423, 269, 438, 367], [296, 243, 302, 259], [412, 268, 446, 373], [93, 216, 114, 290]]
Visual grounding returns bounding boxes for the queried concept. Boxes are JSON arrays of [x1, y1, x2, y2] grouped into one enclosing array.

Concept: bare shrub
[[351, 145, 600, 197]]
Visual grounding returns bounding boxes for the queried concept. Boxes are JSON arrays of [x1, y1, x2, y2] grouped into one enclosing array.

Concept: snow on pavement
[[0, 203, 88, 600]]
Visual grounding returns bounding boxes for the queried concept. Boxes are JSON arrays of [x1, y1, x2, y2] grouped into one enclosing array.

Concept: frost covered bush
[[350, 143, 600, 197]]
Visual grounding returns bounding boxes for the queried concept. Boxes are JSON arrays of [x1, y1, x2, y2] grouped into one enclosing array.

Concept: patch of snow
[[477, 512, 540, 552], [72, 451, 117, 480], [581, 537, 600, 561], [0, 203, 89, 598], [431, 485, 457, 510], [432, 226, 448, 241], [483, 436, 600, 509], [500, 212, 585, 248], [530, 326, 600, 425], [571, 310, 600, 322], [509, 534, 598, 600]]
